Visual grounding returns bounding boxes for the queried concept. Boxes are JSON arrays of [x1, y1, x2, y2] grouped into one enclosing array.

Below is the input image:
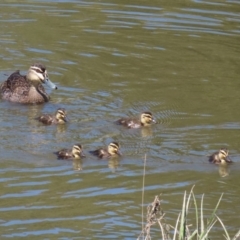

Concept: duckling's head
[[140, 112, 156, 126], [218, 148, 231, 164], [27, 63, 57, 89], [55, 108, 67, 123], [108, 142, 121, 156], [72, 144, 83, 158]]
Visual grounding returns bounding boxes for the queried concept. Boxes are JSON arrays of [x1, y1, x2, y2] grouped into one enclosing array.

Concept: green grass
[[138, 186, 240, 240]]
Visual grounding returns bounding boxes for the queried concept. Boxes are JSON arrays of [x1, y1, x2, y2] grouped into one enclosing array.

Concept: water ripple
[[0, 190, 47, 199]]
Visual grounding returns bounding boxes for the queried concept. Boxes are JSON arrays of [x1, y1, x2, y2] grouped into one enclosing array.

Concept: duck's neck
[[28, 84, 49, 103]]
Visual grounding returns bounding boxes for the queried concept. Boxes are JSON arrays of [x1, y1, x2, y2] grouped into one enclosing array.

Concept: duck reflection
[[56, 122, 68, 133], [73, 158, 83, 171], [108, 156, 120, 172], [218, 164, 230, 177], [141, 126, 153, 137]]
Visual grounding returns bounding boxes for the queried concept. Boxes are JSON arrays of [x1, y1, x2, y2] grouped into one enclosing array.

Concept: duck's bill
[[81, 153, 86, 158], [152, 118, 157, 124], [117, 151, 123, 156], [225, 157, 232, 163], [45, 78, 58, 90], [62, 116, 68, 123]]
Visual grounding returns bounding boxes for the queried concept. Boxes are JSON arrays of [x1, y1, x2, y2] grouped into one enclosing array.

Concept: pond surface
[[0, 0, 240, 239]]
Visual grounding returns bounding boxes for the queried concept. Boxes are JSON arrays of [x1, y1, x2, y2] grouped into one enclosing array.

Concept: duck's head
[[72, 144, 84, 158], [27, 63, 57, 89], [108, 142, 121, 156], [140, 112, 156, 126], [218, 148, 232, 164], [55, 108, 67, 123]]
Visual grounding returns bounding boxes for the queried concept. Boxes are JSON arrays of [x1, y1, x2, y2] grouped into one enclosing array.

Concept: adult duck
[[0, 63, 57, 104]]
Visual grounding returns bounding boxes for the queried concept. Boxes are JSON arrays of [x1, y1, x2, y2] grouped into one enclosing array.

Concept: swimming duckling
[[209, 148, 232, 164], [55, 144, 85, 160], [0, 63, 57, 104], [90, 142, 121, 159], [37, 108, 67, 125], [116, 112, 156, 128]]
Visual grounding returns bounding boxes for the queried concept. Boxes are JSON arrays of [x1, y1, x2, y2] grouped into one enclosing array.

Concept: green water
[[0, 0, 240, 239]]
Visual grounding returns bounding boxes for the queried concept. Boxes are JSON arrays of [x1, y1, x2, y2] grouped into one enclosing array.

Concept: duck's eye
[[73, 145, 81, 151], [110, 145, 118, 149], [31, 67, 44, 74], [59, 112, 65, 116], [36, 69, 44, 74]]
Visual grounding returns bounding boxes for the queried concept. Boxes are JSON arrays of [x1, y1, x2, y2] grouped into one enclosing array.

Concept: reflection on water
[[108, 156, 120, 171], [0, 0, 240, 239], [218, 164, 230, 178], [72, 158, 83, 171]]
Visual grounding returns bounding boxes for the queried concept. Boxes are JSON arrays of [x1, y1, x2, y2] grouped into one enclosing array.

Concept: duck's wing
[[116, 117, 140, 128], [208, 152, 218, 163], [208, 155, 214, 163], [89, 149, 105, 158], [55, 149, 71, 159], [116, 117, 126, 124], [89, 149, 99, 156], [116, 118, 133, 127], [37, 114, 53, 125], [6, 70, 31, 94]]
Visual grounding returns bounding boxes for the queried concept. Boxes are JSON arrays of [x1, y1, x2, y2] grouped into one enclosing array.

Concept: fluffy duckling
[[209, 148, 232, 164], [116, 111, 156, 128], [90, 142, 121, 159], [37, 108, 67, 125], [0, 63, 57, 104], [55, 144, 85, 160]]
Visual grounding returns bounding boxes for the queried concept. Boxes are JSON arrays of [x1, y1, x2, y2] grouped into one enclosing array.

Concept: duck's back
[[209, 153, 218, 163], [89, 148, 107, 158], [116, 117, 140, 128], [56, 149, 72, 159], [37, 114, 54, 125], [1, 70, 49, 104]]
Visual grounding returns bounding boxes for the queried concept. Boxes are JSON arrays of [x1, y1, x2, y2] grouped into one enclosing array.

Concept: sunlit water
[[0, 0, 240, 239]]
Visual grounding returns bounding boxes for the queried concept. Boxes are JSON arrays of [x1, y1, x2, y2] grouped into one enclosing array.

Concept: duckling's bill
[[152, 118, 157, 124], [225, 156, 232, 163]]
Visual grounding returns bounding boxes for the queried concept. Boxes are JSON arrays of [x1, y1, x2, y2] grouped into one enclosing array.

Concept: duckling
[[116, 112, 156, 128], [209, 148, 232, 164], [90, 142, 121, 159], [37, 108, 67, 125], [55, 144, 85, 160], [0, 63, 57, 104]]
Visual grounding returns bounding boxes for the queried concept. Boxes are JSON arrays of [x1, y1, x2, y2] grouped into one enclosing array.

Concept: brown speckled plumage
[[55, 144, 84, 160], [90, 142, 121, 159], [116, 112, 156, 129], [209, 148, 232, 164], [0, 63, 57, 104], [37, 108, 67, 125]]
